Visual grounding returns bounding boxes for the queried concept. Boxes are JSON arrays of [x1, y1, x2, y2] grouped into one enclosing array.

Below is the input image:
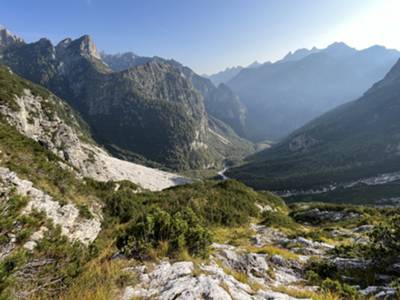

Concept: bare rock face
[[0, 26, 24, 48], [0, 167, 101, 245], [215, 246, 269, 278], [0, 88, 189, 191], [74, 35, 101, 60]]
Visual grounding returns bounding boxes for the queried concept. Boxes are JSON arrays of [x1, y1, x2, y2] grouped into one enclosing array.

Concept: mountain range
[[225, 42, 400, 141], [0, 27, 252, 170], [228, 57, 400, 202], [2, 25, 400, 203], [205, 61, 262, 86]]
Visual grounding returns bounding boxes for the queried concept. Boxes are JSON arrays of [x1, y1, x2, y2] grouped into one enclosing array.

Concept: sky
[[1, 0, 400, 74]]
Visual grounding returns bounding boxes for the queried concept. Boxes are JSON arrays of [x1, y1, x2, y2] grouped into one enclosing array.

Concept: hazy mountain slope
[[157, 58, 249, 139], [228, 42, 400, 141], [206, 66, 243, 86], [204, 83, 247, 137], [207, 116, 255, 164], [0, 65, 188, 190], [205, 61, 263, 86], [227, 59, 400, 201]]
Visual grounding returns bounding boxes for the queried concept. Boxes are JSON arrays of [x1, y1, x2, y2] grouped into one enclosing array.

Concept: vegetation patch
[[260, 211, 299, 232], [117, 207, 211, 259]]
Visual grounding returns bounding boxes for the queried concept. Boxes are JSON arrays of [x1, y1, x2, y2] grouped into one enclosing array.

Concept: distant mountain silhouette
[[228, 58, 400, 201], [227, 42, 400, 141]]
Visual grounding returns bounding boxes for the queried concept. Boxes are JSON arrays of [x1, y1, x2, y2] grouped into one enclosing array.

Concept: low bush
[[117, 207, 211, 259], [261, 211, 298, 231], [320, 278, 359, 299]]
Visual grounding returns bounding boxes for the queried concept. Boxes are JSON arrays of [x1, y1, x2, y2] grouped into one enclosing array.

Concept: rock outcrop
[[122, 260, 308, 300], [0, 26, 24, 48], [0, 167, 101, 245]]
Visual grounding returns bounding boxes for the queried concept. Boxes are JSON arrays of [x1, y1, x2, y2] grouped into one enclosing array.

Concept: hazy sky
[[1, 0, 399, 74]]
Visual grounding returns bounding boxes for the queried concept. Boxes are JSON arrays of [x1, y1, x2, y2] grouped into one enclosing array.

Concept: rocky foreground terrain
[[119, 207, 399, 300], [2, 169, 399, 300]]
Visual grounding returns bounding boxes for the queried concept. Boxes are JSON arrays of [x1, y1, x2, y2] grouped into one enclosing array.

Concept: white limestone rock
[[124, 258, 310, 300], [0, 167, 101, 245]]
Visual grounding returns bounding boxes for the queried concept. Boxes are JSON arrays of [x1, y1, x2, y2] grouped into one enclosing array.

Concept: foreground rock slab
[[123, 260, 310, 300]]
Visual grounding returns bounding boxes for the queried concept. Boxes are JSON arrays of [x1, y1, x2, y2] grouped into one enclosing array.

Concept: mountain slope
[[0, 65, 188, 190], [206, 66, 244, 86], [102, 52, 249, 139], [227, 59, 400, 201], [228, 42, 400, 141]]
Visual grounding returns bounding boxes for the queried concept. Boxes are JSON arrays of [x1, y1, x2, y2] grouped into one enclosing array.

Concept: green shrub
[[77, 204, 93, 219], [320, 278, 359, 299], [0, 250, 27, 296], [368, 215, 400, 261], [261, 211, 298, 231], [153, 180, 274, 227], [103, 188, 143, 222], [102, 179, 279, 227], [117, 207, 211, 259], [329, 244, 367, 259], [306, 257, 338, 281]]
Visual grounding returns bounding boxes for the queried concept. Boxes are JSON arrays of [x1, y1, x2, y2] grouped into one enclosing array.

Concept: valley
[[1, 4, 400, 299]]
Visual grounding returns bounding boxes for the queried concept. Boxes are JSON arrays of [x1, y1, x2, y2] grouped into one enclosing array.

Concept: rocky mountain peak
[[55, 38, 72, 58], [247, 60, 262, 68], [56, 38, 72, 49], [280, 47, 320, 63], [0, 26, 24, 48], [28, 38, 56, 59], [326, 41, 351, 50], [37, 37, 52, 46], [69, 34, 100, 59], [325, 41, 356, 58]]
